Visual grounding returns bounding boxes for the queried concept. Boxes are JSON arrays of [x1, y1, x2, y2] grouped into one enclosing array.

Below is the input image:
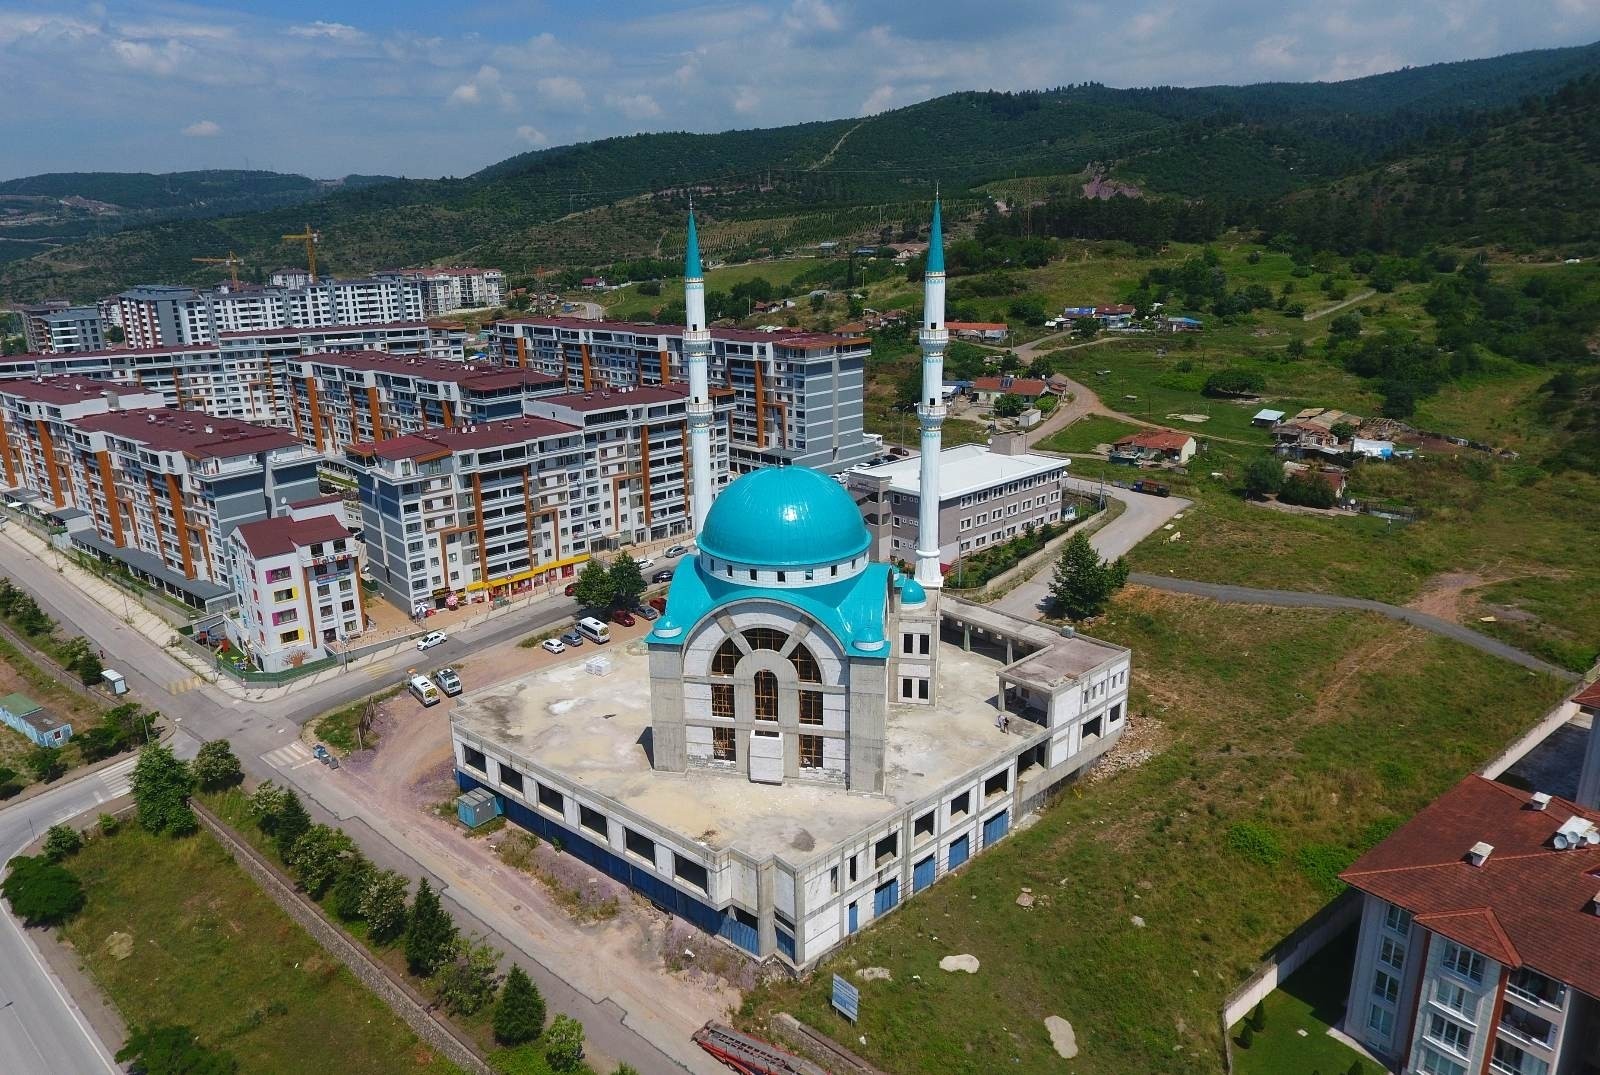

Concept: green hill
[[4, 41, 1600, 301]]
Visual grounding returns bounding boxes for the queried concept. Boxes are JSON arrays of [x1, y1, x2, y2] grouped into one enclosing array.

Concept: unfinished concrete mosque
[[451, 204, 1133, 968]]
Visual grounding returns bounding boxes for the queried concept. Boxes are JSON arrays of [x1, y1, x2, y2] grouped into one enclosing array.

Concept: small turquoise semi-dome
[[698, 466, 870, 569], [897, 575, 927, 607]]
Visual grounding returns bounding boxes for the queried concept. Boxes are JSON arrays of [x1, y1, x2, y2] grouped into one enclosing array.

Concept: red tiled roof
[[1572, 680, 1600, 710], [0, 378, 152, 404], [234, 514, 351, 559], [535, 385, 687, 412], [973, 377, 1047, 395], [3, 344, 217, 361], [73, 409, 303, 459], [349, 415, 580, 462], [289, 350, 559, 391], [1095, 304, 1136, 315], [1116, 429, 1194, 452], [496, 316, 865, 349], [1340, 775, 1600, 998], [218, 321, 431, 339], [947, 321, 1009, 331]]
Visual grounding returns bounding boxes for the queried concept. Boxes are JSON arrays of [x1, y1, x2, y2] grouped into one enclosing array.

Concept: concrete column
[[756, 860, 777, 957], [962, 623, 971, 651]]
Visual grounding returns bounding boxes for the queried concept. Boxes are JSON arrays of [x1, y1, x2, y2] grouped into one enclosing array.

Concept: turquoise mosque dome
[[697, 466, 871, 570]]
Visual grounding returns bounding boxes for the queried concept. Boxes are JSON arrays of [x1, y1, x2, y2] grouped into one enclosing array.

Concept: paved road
[[1129, 574, 1579, 681], [0, 535, 715, 1075]]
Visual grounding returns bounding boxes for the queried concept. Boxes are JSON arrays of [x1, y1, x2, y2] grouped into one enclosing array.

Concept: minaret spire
[[683, 207, 714, 536], [914, 197, 947, 589]]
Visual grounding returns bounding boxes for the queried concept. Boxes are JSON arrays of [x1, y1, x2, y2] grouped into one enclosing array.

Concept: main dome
[[698, 466, 871, 569]]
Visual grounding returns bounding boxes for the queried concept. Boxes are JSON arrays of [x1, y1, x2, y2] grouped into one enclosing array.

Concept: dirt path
[[810, 119, 867, 171], [1302, 289, 1376, 321]]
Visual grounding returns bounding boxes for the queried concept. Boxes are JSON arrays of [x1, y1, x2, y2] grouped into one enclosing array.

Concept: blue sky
[[3, 1, 1600, 180]]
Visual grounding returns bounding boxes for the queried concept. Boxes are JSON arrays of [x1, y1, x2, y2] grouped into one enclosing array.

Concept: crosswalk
[[166, 675, 204, 695], [261, 741, 318, 771]]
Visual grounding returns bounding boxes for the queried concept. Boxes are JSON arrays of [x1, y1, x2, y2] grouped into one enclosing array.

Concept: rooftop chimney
[[1531, 792, 1553, 811], [1467, 841, 1494, 867]]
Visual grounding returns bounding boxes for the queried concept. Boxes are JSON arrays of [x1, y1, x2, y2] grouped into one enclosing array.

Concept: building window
[[798, 690, 824, 725], [712, 727, 736, 761], [874, 833, 898, 867], [949, 790, 971, 820], [498, 763, 524, 793], [537, 783, 563, 814], [712, 638, 741, 675], [624, 828, 655, 863], [1365, 1003, 1394, 1040], [462, 746, 487, 773], [1434, 980, 1474, 1018], [273, 586, 295, 602], [744, 627, 786, 652], [1507, 967, 1566, 1007], [1490, 1041, 1547, 1075], [1441, 942, 1485, 984], [753, 671, 778, 720], [1372, 970, 1400, 1005], [914, 811, 934, 843], [918, 679, 929, 700], [1418, 1048, 1467, 1075], [983, 770, 1009, 800], [711, 683, 734, 718], [1378, 937, 1405, 971], [1426, 1013, 1472, 1057], [798, 734, 823, 769], [674, 854, 708, 892], [278, 629, 301, 644], [1384, 904, 1412, 935], [790, 643, 821, 682]]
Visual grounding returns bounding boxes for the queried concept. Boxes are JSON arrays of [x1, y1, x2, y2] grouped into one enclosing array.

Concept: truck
[[1132, 480, 1171, 497]]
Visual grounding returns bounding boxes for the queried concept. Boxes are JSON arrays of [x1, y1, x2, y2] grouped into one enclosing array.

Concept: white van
[[408, 674, 441, 706], [576, 617, 611, 644]]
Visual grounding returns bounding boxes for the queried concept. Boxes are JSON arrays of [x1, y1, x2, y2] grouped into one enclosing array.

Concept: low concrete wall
[[1217, 890, 1361, 1072], [191, 800, 490, 1075], [947, 497, 1120, 602]]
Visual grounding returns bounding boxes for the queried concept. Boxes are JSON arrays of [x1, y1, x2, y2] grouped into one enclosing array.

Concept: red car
[[612, 609, 636, 627], [564, 583, 577, 596], [648, 596, 667, 614]]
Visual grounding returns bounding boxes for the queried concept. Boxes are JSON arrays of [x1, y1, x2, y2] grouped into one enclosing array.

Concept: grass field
[[598, 258, 823, 320], [743, 591, 1570, 1074], [61, 825, 460, 1075], [1036, 415, 1145, 454], [1230, 928, 1376, 1075]]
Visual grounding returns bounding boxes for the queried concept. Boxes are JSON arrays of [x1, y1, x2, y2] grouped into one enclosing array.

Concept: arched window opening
[[790, 642, 821, 683], [744, 627, 787, 652], [753, 671, 778, 720], [711, 638, 741, 676]]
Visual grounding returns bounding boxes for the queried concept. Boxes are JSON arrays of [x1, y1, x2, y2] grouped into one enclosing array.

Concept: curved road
[[1130, 574, 1577, 681]]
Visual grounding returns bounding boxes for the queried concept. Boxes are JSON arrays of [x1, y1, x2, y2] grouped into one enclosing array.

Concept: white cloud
[[516, 125, 548, 145], [608, 92, 662, 120], [110, 36, 191, 76], [860, 84, 896, 115], [536, 75, 586, 105], [783, 0, 842, 32], [289, 21, 365, 42], [448, 65, 516, 110], [181, 119, 221, 137], [732, 86, 759, 114]]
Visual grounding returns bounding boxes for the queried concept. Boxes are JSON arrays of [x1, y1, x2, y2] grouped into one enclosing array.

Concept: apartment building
[[0, 323, 465, 426], [0, 378, 166, 508], [347, 384, 730, 610], [847, 437, 1072, 568], [1339, 775, 1600, 1075], [491, 316, 876, 473], [224, 496, 365, 672], [18, 302, 106, 354], [377, 267, 505, 314], [284, 351, 564, 459]]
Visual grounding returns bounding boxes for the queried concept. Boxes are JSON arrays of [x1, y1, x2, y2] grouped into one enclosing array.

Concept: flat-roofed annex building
[[847, 437, 1073, 569], [491, 317, 877, 474]]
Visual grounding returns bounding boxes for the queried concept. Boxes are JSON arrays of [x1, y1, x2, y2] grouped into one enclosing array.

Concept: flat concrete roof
[[452, 640, 1020, 861], [853, 443, 1066, 502]]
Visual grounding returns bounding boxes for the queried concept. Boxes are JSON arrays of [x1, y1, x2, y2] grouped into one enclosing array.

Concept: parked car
[[635, 605, 659, 621], [635, 556, 655, 570], [652, 569, 674, 583], [564, 582, 577, 596], [416, 631, 447, 651], [648, 596, 667, 614], [540, 638, 567, 655], [560, 628, 584, 647], [612, 609, 636, 627], [664, 544, 689, 558], [313, 744, 331, 763], [434, 667, 462, 696]]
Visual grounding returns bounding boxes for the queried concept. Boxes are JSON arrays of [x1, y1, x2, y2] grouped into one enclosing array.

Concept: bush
[[361, 869, 411, 944], [329, 860, 373, 922], [1279, 472, 1338, 508], [436, 936, 503, 1016], [1295, 844, 1356, 898], [1242, 455, 1283, 500], [1202, 370, 1265, 397], [1225, 822, 1284, 866], [544, 1015, 586, 1072], [192, 740, 243, 791], [494, 965, 546, 1045], [41, 824, 83, 862], [2, 854, 85, 925], [405, 877, 458, 976], [288, 825, 358, 899], [130, 744, 195, 836], [1248, 1001, 1266, 1031], [25, 746, 66, 784], [1237, 1023, 1254, 1049], [98, 812, 121, 837], [1048, 531, 1129, 621], [116, 1023, 237, 1074]]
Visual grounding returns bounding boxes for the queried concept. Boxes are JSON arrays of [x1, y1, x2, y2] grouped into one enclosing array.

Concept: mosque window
[[799, 690, 824, 725], [711, 683, 734, 718], [790, 643, 821, 683], [712, 638, 741, 676], [712, 727, 736, 761], [744, 628, 787, 652], [799, 735, 824, 769], [754, 671, 779, 720]]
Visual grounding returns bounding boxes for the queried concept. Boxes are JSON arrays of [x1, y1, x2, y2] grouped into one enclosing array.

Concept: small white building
[[224, 497, 365, 672]]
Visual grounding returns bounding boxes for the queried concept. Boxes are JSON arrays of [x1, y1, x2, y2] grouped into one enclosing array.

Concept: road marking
[[262, 742, 316, 770], [365, 664, 393, 678], [166, 675, 203, 695]]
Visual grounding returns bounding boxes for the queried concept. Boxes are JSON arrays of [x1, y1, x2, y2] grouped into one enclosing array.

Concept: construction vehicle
[[282, 225, 321, 283], [691, 1023, 829, 1075], [192, 251, 245, 288]]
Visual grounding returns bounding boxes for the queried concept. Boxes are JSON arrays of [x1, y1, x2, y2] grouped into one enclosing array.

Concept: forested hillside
[[4, 41, 1599, 301]]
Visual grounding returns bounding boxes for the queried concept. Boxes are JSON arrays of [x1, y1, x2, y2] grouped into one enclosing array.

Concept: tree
[[24, 746, 65, 784], [42, 824, 83, 862], [247, 781, 291, 834], [1072, 317, 1098, 339], [544, 1014, 586, 1072], [361, 869, 411, 944], [405, 877, 458, 976], [288, 824, 357, 899], [2, 855, 85, 925], [436, 936, 503, 1016], [570, 558, 614, 611], [992, 393, 1026, 419], [494, 964, 546, 1045], [192, 740, 244, 791], [1237, 1023, 1254, 1048], [59, 637, 102, 685], [131, 743, 195, 836], [105, 325, 126, 345], [1242, 455, 1284, 500], [271, 790, 311, 860], [330, 858, 373, 921], [1202, 370, 1265, 397], [607, 553, 646, 610], [1248, 1001, 1266, 1031], [1047, 532, 1129, 622], [116, 1024, 237, 1075], [1280, 472, 1338, 509], [0, 765, 21, 800]]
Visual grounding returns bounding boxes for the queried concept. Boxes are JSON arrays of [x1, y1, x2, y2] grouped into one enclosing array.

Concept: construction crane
[[282, 225, 321, 283], [192, 251, 245, 288]]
